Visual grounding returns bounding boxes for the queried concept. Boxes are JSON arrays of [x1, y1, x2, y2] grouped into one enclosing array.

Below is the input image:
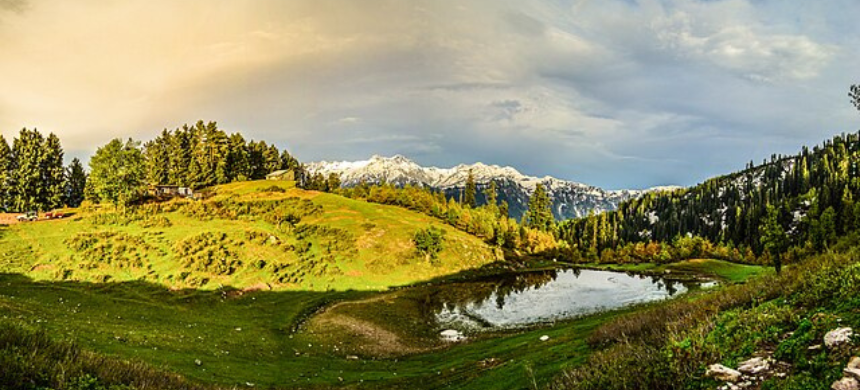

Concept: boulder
[[825, 327, 854, 349], [848, 357, 860, 370], [845, 368, 860, 381], [440, 329, 465, 342], [832, 377, 860, 390], [737, 357, 770, 375], [706, 364, 742, 382], [539, 335, 550, 341]]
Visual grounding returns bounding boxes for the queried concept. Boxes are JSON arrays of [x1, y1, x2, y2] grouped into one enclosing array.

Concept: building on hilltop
[[150, 185, 194, 198], [266, 169, 295, 181]]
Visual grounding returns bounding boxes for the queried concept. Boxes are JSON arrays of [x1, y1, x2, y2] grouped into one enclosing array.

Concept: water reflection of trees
[[423, 268, 694, 322], [420, 270, 559, 317]]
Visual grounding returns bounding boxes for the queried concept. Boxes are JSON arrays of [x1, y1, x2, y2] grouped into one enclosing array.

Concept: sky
[[0, 0, 858, 190]]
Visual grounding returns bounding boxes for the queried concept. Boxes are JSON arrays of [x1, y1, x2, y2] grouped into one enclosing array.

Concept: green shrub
[[413, 226, 446, 260], [173, 232, 243, 276], [65, 232, 149, 269]]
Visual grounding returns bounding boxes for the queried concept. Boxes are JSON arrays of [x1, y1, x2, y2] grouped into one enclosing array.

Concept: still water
[[432, 269, 701, 330]]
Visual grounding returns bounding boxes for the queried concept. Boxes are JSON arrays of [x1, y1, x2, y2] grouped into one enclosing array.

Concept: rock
[[346, 355, 359, 360], [809, 344, 823, 351], [539, 335, 550, 341], [832, 377, 860, 390], [825, 327, 854, 349], [845, 368, 860, 381], [440, 329, 465, 342], [737, 357, 770, 375], [706, 364, 742, 382], [848, 357, 860, 370], [194, 359, 202, 366]]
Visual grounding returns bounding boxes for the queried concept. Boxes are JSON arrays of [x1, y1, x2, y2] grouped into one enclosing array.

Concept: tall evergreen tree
[[10, 129, 45, 212], [0, 135, 11, 211], [463, 170, 477, 208], [144, 129, 171, 185], [525, 183, 554, 232], [226, 133, 251, 182], [759, 204, 787, 274], [42, 133, 66, 210], [168, 128, 193, 186], [850, 84, 860, 112], [264, 144, 281, 174], [65, 158, 87, 207]]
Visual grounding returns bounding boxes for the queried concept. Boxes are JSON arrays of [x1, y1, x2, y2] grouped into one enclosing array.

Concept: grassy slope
[[0, 272, 645, 389], [0, 181, 497, 291], [0, 182, 769, 389], [583, 259, 769, 283]]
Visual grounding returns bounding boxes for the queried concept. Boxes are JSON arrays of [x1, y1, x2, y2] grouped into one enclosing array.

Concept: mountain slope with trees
[[558, 131, 860, 265]]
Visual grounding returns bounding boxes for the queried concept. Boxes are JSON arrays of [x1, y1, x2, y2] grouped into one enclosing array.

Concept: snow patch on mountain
[[307, 155, 681, 219]]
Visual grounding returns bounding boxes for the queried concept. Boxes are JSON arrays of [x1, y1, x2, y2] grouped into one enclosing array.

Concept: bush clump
[[65, 232, 149, 269], [173, 232, 243, 276], [413, 226, 446, 260]]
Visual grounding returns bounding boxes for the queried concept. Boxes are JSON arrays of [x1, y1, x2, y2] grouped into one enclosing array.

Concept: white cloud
[[0, 0, 855, 189], [652, 6, 836, 82]]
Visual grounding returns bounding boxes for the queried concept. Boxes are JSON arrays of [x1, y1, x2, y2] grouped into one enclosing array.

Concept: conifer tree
[[143, 130, 171, 185], [227, 133, 250, 181], [759, 204, 786, 273], [65, 158, 87, 207], [525, 183, 554, 232], [850, 84, 860, 112], [168, 128, 193, 186], [464, 170, 476, 208], [42, 133, 66, 210], [326, 173, 341, 192], [0, 135, 11, 211], [11, 128, 45, 212], [264, 144, 281, 174]]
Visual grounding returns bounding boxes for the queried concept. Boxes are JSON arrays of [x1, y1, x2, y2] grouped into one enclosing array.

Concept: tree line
[[335, 172, 560, 254], [0, 121, 303, 212], [0, 129, 86, 212]]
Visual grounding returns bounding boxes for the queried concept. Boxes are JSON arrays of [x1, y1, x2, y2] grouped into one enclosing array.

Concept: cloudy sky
[[0, 0, 858, 189]]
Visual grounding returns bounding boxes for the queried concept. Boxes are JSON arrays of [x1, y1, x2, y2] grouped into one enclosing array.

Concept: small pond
[[431, 268, 706, 331]]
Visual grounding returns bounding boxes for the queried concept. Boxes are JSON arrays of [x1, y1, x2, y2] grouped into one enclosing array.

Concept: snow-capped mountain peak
[[306, 155, 680, 220]]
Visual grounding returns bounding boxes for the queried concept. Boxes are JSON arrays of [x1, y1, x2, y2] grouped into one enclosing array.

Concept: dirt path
[[305, 293, 430, 357], [313, 313, 421, 356], [0, 213, 21, 225]]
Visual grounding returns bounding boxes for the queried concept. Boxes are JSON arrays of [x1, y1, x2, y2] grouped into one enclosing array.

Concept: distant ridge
[[307, 155, 680, 220]]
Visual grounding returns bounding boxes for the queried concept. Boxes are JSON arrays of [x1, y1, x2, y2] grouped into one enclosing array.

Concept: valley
[[0, 176, 767, 390]]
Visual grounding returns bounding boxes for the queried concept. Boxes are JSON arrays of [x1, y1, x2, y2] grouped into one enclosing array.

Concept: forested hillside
[[559, 131, 860, 264]]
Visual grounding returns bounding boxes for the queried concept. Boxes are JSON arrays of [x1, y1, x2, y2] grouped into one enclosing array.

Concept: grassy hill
[[0, 180, 499, 291]]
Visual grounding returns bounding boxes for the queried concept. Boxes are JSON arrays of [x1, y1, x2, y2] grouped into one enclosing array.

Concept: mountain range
[[306, 155, 679, 220]]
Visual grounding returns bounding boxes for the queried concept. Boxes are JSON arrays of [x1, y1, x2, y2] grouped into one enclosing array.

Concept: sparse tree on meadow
[[87, 138, 145, 209]]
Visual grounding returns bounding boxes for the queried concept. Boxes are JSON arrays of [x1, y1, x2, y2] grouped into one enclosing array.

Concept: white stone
[[848, 357, 860, 370], [706, 364, 742, 382], [440, 329, 465, 342], [825, 327, 854, 349], [539, 335, 550, 341], [832, 377, 860, 390], [737, 357, 770, 375], [846, 368, 860, 381]]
